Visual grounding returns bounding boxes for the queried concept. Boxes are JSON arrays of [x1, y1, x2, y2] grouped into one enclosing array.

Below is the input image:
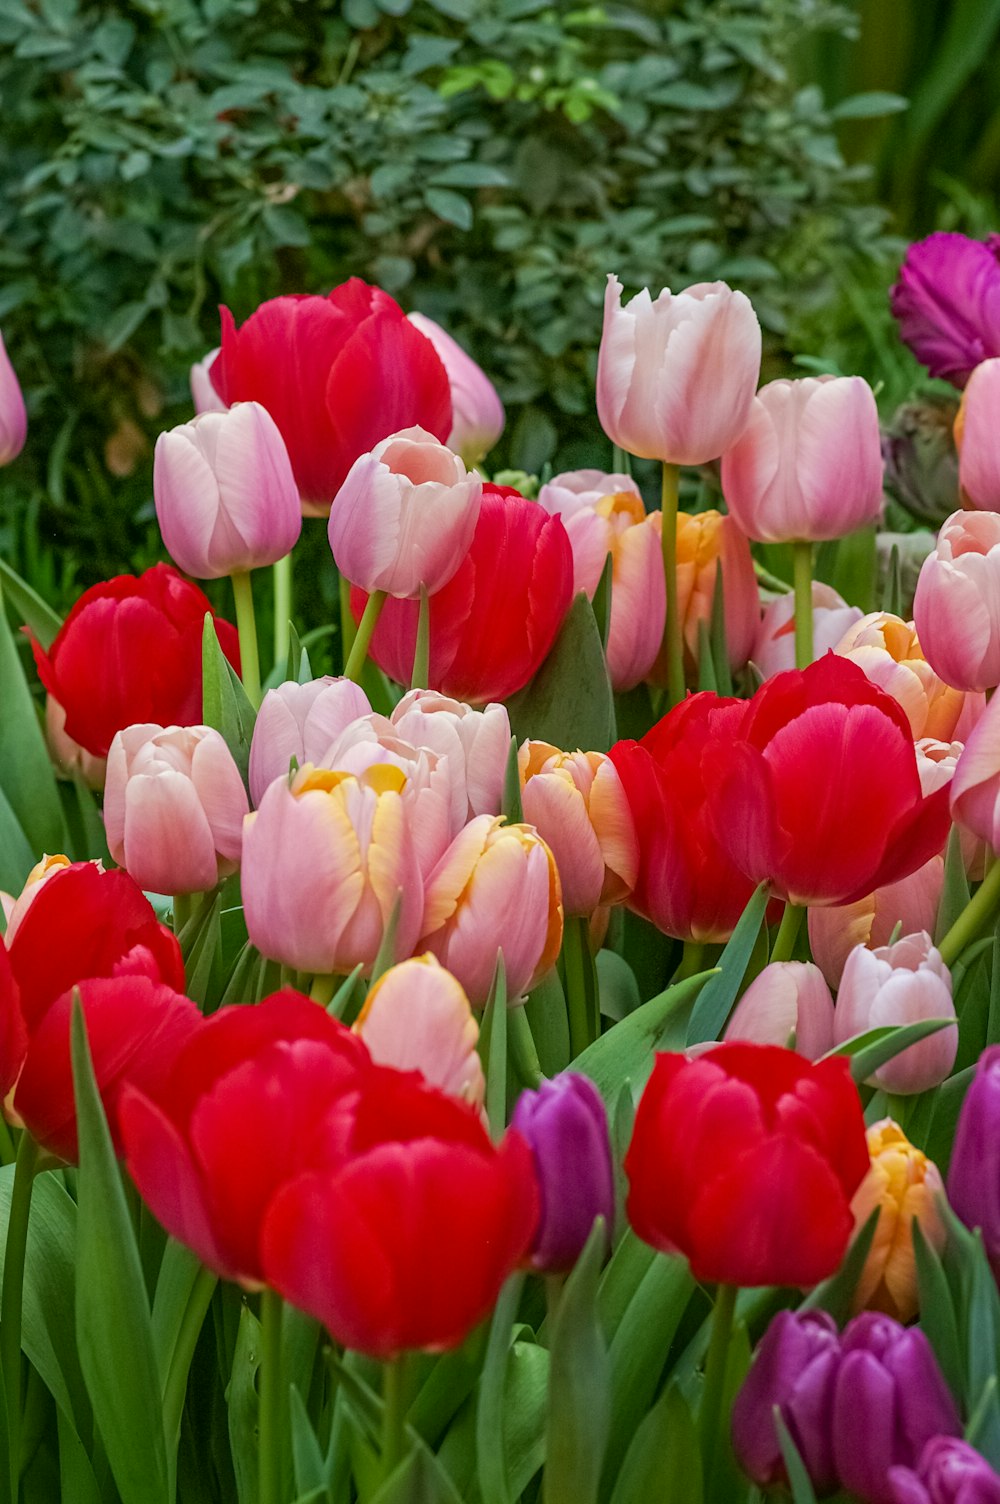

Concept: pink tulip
[[722, 375, 884, 543], [327, 426, 481, 598], [407, 313, 504, 465], [957, 357, 1000, 509], [104, 724, 249, 895], [913, 510, 1000, 691], [189, 348, 227, 415], [724, 961, 835, 1059], [597, 274, 761, 465], [420, 815, 563, 1004], [753, 583, 863, 679], [537, 470, 644, 596], [353, 954, 485, 1108], [0, 329, 27, 466], [951, 692, 1000, 851], [388, 690, 510, 821], [834, 932, 957, 1094], [914, 736, 985, 875], [519, 743, 638, 916], [808, 858, 945, 989], [242, 763, 423, 976], [834, 612, 974, 741], [153, 402, 301, 579], [248, 677, 371, 805]]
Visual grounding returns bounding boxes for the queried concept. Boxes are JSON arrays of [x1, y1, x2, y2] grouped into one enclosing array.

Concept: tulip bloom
[[705, 656, 953, 907], [888, 1437, 1000, 1503], [849, 1120, 946, 1324], [597, 274, 761, 464], [890, 232, 1000, 387], [951, 686, 1000, 851], [626, 1043, 869, 1286], [328, 426, 481, 598], [352, 955, 484, 1108], [352, 485, 574, 703], [510, 1073, 615, 1271], [536, 470, 642, 585], [0, 328, 27, 465], [153, 402, 301, 579], [947, 1045, 1000, 1268], [609, 694, 763, 943], [210, 280, 451, 513], [104, 724, 249, 896], [753, 583, 863, 679], [388, 690, 510, 821], [419, 815, 563, 1004], [189, 347, 226, 414], [44, 695, 107, 790], [808, 857, 944, 989], [957, 357, 1000, 510], [835, 612, 973, 741], [721, 374, 884, 543], [407, 312, 505, 464], [248, 677, 372, 806], [670, 507, 758, 673], [261, 1066, 538, 1357], [732, 1309, 843, 1492], [31, 564, 240, 758], [913, 510, 1000, 692], [519, 742, 637, 916], [834, 933, 956, 1095], [723, 961, 835, 1059]]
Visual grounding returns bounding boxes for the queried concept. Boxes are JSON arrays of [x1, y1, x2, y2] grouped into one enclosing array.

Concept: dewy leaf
[[202, 613, 257, 786], [506, 593, 616, 755], [543, 1221, 610, 1504]]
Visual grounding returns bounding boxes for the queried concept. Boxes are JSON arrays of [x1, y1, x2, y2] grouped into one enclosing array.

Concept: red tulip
[[609, 694, 765, 942], [351, 485, 574, 703], [625, 1043, 869, 1286], [0, 940, 26, 1107], [31, 564, 240, 759], [261, 1066, 538, 1357], [209, 280, 452, 514], [705, 656, 952, 907], [120, 992, 371, 1285]]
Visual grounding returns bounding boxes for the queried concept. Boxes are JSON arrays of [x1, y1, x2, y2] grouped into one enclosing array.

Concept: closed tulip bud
[[389, 690, 510, 821], [732, 1309, 843, 1492], [248, 677, 371, 805], [519, 742, 638, 916], [958, 358, 1000, 511], [722, 375, 884, 543], [948, 1044, 1000, 1266], [597, 274, 761, 464], [189, 348, 227, 415], [670, 508, 759, 672], [353, 955, 484, 1108], [848, 1120, 945, 1325], [882, 397, 961, 527], [510, 1072, 615, 1271], [914, 510, 1000, 691], [242, 763, 423, 976], [328, 426, 481, 598], [808, 857, 945, 989], [889, 1437, 1000, 1504], [45, 695, 107, 790], [105, 724, 249, 896], [0, 329, 27, 466], [753, 583, 863, 679], [834, 932, 957, 1094], [951, 689, 1000, 851], [154, 403, 302, 579], [723, 961, 835, 1059], [420, 815, 563, 1004], [834, 612, 972, 741], [407, 313, 504, 465], [891, 232, 1000, 387]]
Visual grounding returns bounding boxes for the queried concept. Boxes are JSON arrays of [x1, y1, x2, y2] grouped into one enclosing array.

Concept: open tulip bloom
[[8, 250, 1000, 1504]]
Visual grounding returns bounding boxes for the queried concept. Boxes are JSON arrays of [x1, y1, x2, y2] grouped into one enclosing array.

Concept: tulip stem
[[231, 570, 262, 708], [309, 974, 338, 1008], [791, 542, 814, 670], [1, 1132, 40, 1499], [273, 553, 293, 671], [675, 941, 706, 982], [0, 1118, 16, 1169], [344, 590, 387, 685], [338, 572, 357, 669], [381, 1353, 412, 1483], [563, 915, 599, 1060], [660, 462, 686, 708], [770, 902, 804, 964], [258, 1287, 283, 1504], [699, 1281, 738, 1496], [411, 584, 430, 691], [172, 892, 193, 940], [939, 859, 1000, 967]]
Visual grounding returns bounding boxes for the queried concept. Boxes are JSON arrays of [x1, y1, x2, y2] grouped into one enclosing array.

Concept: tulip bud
[[328, 425, 481, 598], [835, 612, 973, 740], [913, 509, 1000, 691], [104, 724, 249, 896], [242, 763, 424, 976], [849, 1119, 946, 1324], [518, 743, 637, 916], [189, 348, 227, 415], [248, 677, 371, 806], [353, 954, 484, 1108], [420, 815, 563, 1004], [947, 1045, 1000, 1268], [597, 273, 761, 465], [671, 508, 758, 673], [389, 690, 510, 821], [0, 330, 27, 465], [808, 857, 945, 989], [721, 374, 884, 543], [890, 231, 1000, 387], [834, 932, 957, 1095], [882, 396, 960, 526], [407, 313, 504, 465], [951, 689, 1000, 852], [723, 961, 834, 1059], [957, 357, 1000, 510], [510, 1072, 615, 1271], [153, 402, 302, 579], [888, 1437, 1000, 1504], [45, 695, 107, 790], [753, 582, 863, 678], [732, 1309, 842, 1492]]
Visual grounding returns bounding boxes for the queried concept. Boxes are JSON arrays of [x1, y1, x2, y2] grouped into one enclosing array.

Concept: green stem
[[660, 462, 686, 708], [309, 974, 338, 1008], [411, 584, 430, 691], [1, 1134, 39, 1498], [343, 590, 387, 685], [231, 569, 262, 708], [699, 1282, 738, 1497], [162, 1265, 217, 1456], [172, 892, 193, 939], [258, 1288, 283, 1504], [563, 915, 599, 1060], [338, 571, 357, 673], [674, 941, 706, 982], [791, 541, 814, 670], [381, 1353, 411, 1483], [939, 859, 1000, 967], [770, 902, 804, 964], [273, 552, 293, 672]]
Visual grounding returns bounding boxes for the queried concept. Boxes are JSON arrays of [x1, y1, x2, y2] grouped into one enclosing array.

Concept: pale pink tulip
[[753, 583, 863, 679], [951, 691, 1000, 851], [537, 470, 643, 596], [808, 858, 945, 989], [407, 313, 504, 466], [389, 690, 510, 820], [353, 954, 484, 1108], [248, 677, 371, 806], [834, 612, 974, 740], [519, 743, 637, 916], [724, 961, 835, 1059], [913, 509, 1000, 691], [0, 329, 27, 466], [957, 356, 1000, 509], [189, 348, 227, 415], [834, 932, 957, 1094], [105, 724, 249, 895], [597, 274, 761, 465]]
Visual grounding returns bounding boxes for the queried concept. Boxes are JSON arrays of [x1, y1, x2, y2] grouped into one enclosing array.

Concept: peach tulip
[[808, 858, 945, 989], [913, 509, 1000, 691], [518, 742, 637, 916], [353, 954, 485, 1108], [834, 612, 976, 741], [834, 932, 957, 1094], [670, 508, 758, 672], [849, 1119, 946, 1323], [951, 691, 1000, 851]]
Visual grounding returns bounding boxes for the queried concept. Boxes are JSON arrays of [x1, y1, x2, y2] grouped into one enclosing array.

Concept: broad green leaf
[[524, 970, 570, 1077], [369, 892, 404, 988], [226, 1304, 261, 1504], [506, 594, 615, 754], [574, 970, 716, 1104], [289, 1386, 325, 1496], [543, 1222, 610, 1504], [202, 614, 257, 785], [476, 1275, 523, 1504], [501, 737, 523, 825], [592, 555, 612, 651], [0, 790, 35, 893], [596, 950, 641, 1023], [685, 884, 770, 1045], [0, 576, 67, 859], [913, 1218, 964, 1405], [0, 558, 62, 649], [370, 1443, 465, 1504], [610, 1381, 702, 1504]]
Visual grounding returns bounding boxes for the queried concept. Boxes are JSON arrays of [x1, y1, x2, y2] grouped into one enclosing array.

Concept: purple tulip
[[731, 1309, 842, 1493], [509, 1072, 614, 1271], [891, 232, 1000, 388], [947, 1045, 1000, 1269], [888, 1436, 1000, 1503]]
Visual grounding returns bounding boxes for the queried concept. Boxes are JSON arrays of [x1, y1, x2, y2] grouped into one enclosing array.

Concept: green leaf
[[425, 188, 473, 229], [370, 891, 404, 988], [801, 1206, 879, 1321], [710, 560, 732, 696], [370, 1443, 466, 1504], [524, 970, 570, 1077], [476, 1275, 524, 1504], [480, 955, 509, 1137], [289, 1385, 325, 1496], [685, 884, 770, 1044], [202, 614, 257, 785], [913, 1217, 964, 1406], [501, 736, 523, 824], [826, 1018, 955, 1083], [574, 970, 716, 1104], [0, 576, 67, 859], [591, 554, 613, 651], [595, 950, 640, 1023], [0, 791, 35, 894], [882, 542, 903, 615], [543, 1222, 610, 1504], [610, 1381, 702, 1504], [71, 998, 168, 1504], [832, 91, 908, 119], [0, 558, 62, 649], [506, 594, 615, 755], [774, 1412, 818, 1504], [226, 1304, 261, 1504], [327, 965, 367, 1022], [184, 891, 223, 1008], [936, 825, 971, 946]]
